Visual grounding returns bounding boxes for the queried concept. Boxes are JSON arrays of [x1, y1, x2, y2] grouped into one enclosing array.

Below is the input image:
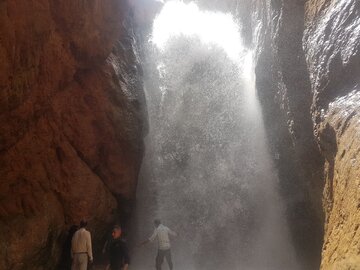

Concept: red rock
[[0, 0, 146, 268]]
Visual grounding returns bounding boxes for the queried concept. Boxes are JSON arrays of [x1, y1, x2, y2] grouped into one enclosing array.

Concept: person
[[107, 225, 130, 270], [140, 219, 177, 270], [71, 220, 93, 270]]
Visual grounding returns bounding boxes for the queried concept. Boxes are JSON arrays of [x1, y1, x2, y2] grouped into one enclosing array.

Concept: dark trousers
[[156, 249, 173, 270]]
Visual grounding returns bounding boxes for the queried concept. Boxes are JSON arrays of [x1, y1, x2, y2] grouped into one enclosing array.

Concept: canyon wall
[[248, 0, 360, 269], [194, 0, 360, 268], [1, 0, 359, 268], [0, 1, 147, 269], [305, 1, 360, 269]]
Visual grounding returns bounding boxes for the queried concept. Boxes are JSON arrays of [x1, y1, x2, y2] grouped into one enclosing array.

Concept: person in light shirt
[[140, 219, 177, 270], [71, 220, 93, 270]]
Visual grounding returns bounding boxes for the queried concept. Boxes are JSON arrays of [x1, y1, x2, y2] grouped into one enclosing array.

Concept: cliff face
[[0, 1, 147, 269], [304, 1, 360, 269], [247, 0, 360, 269], [250, 1, 324, 268], [133, 0, 360, 268], [1, 0, 359, 268]]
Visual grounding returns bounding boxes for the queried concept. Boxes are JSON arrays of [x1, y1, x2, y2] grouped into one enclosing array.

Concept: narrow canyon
[[0, 0, 359, 269]]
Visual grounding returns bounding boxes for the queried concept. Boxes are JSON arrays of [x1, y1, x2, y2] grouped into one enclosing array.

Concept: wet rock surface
[[196, 0, 360, 268], [318, 91, 360, 269], [1, 0, 359, 268], [0, 1, 146, 269], [248, 1, 325, 268], [238, 0, 360, 269], [304, 1, 360, 269]]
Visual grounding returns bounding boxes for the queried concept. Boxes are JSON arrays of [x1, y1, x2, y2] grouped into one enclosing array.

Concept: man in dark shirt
[[108, 225, 130, 270]]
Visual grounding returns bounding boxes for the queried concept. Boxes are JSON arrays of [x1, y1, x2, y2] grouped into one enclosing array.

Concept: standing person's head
[[112, 225, 122, 239], [154, 219, 161, 228], [80, 220, 87, 228]]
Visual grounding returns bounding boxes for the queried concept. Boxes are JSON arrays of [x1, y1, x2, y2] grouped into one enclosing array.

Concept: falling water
[[131, 1, 299, 269]]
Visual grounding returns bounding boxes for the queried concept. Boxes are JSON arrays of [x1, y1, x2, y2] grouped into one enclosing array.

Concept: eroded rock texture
[[241, 0, 360, 269], [304, 1, 360, 269], [184, 0, 360, 268], [0, 1, 147, 269], [245, 1, 325, 268]]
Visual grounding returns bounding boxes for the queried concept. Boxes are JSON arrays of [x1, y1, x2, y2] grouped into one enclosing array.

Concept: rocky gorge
[[0, 0, 359, 269]]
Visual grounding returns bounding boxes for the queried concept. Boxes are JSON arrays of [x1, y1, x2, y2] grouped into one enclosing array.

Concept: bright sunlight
[[151, 1, 243, 61]]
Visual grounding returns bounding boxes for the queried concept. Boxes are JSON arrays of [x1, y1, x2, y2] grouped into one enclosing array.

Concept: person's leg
[[165, 249, 173, 270], [71, 254, 78, 270], [78, 254, 88, 270], [156, 250, 165, 270]]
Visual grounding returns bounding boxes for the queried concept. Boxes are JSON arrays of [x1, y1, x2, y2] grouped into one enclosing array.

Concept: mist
[[131, 1, 299, 269]]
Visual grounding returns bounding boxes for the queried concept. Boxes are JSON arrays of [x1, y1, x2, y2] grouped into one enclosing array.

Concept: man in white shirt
[[71, 220, 93, 270], [140, 219, 177, 270]]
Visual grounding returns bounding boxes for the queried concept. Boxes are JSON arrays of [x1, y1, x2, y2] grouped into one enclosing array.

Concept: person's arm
[[86, 231, 93, 262], [140, 229, 157, 246], [71, 238, 74, 258], [168, 228, 177, 237], [139, 239, 150, 246], [102, 240, 108, 254], [71, 233, 76, 258], [122, 242, 130, 270]]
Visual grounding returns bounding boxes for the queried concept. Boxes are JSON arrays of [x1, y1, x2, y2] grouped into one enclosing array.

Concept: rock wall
[[195, 0, 360, 268], [250, 1, 325, 268], [246, 0, 360, 269], [304, 1, 360, 269], [0, 1, 147, 269], [1, 0, 359, 268], [167, 0, 360, 268]]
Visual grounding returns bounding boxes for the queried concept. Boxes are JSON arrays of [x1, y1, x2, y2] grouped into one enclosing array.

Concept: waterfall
[[130, 1, 299, 269]]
